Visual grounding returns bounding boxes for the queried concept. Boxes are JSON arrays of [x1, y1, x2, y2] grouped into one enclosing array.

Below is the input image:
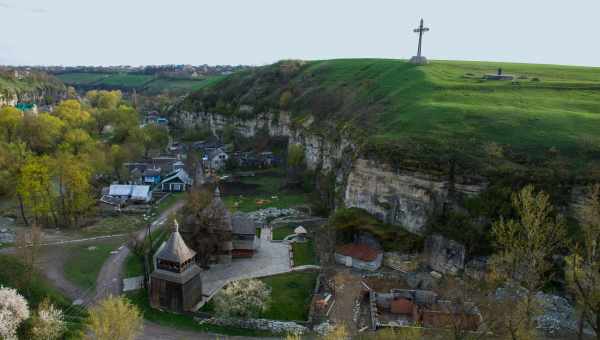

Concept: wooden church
[[149, 220, 203, 313]]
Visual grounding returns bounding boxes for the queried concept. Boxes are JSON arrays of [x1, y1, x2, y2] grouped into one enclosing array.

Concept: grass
[[0, 254, 87, 339], [223, 168, 309, 213], [272, 225, 295, 240], [56, 72, 224, 95], [124, 252, 145, 278], [126, 290, 276, 337], [292, 240, 317, 266], [79, 215, 145, 237], [64, 237, 126, 289], [154, 192, 184, 215], [186, 59, 600, 178], [259, 271, 318, 321]]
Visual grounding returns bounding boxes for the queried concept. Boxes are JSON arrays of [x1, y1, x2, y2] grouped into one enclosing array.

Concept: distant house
[[231, 212, 259, 258], [107, 184, 153, 203], [159, 169, 192, 192], [204, 148, 228, 171], [142, 168, 161, 185]]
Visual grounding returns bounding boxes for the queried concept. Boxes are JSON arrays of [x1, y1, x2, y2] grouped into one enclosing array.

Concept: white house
[[203, 148, 229, 171]]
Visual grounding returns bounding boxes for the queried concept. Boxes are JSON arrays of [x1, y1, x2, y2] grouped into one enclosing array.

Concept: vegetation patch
[[126, 290, 275, 337], [329, 207, 424, 252], [271, 225, 295, 240], [79, 215, 145, 237], [0, 255, 87, 339], [292, 241, 317, 266], [259, 271, 317, 321], [64, 237, 126, 289]]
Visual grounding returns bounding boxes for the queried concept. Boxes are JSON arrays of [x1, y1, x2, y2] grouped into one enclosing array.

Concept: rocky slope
[[172, 110, 488, 233], [0, 68, 67, 106], [171, 59, 600, 234]]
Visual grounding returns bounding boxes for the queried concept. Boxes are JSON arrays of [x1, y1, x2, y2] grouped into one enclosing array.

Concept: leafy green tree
[[86, 90, 122, 109], [0, 142, 32, 224], [490, 185, 567, 340], [61, 128, 95, 156], [20, 113, 65, 153], [0, 106, 23, 143], [54, 99, 93, 129], [17, 155, 57, 227], [53, 153, 94, 227], [566, 184, 600, 340], [87, 296, 142, 340]]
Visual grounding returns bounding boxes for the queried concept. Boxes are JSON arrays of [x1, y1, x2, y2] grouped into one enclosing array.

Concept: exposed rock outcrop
[[172, 111, 486, 233]]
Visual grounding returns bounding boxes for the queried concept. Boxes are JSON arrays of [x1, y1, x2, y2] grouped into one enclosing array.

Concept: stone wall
[[197, 317, 308, 334]]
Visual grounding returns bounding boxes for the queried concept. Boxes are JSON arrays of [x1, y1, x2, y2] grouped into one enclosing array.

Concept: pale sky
[[1, 0, 599, 67]]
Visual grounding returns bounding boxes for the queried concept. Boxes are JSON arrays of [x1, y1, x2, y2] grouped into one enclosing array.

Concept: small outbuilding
[[231, 212, 259, 258]]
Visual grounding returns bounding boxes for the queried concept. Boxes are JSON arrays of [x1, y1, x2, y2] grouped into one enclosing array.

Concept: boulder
[[424, 234, 465, 275]]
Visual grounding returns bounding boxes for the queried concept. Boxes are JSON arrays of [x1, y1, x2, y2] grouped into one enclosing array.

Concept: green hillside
[[181, 59, 600, 178], [0, 69, 65, 101], [56, 72, 221, 95]]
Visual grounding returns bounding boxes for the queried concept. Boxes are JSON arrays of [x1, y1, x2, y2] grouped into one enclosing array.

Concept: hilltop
[[181, 59, 600, 179], [0, 68, 66, 104]]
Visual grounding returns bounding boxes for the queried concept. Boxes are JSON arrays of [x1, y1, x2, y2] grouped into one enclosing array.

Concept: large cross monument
[[409, 18, 430, 65]]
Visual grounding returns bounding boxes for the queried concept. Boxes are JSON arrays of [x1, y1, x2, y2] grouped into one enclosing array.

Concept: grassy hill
[[0, 69, 66, 102], [56, 72, 222, 95], [181, 59, 600, 179]]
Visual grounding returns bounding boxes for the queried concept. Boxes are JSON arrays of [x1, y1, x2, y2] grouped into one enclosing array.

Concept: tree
[[213, 279, 271, 318], [53, 153, 94, 228], [86, 90, 122, 110], [142, 124, 169, 156], [87, 295, 142, 340], [0, 142, 32, 224], [17, 156, 57, 227], [287, 144, 306, 186], [0, 286, 30, 340], [29, 298, 65, 340], [61, 128, 95, 156], [54, 100, 93, 129], [490, 185, 567, 339], [0, 106, 23, 143], [566, 184, 600, 340], [20, 113, 65, 153]]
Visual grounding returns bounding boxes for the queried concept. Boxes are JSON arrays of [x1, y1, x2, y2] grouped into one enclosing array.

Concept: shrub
[[0, 286, 30, 340], [30, 299, 65, 340], [213, 279, 271, 318], [87, 296, 143, 340]]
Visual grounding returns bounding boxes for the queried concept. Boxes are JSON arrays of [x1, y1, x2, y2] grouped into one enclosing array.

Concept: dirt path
[[330, 269, 363, 334], [94, 200, 186, 301]]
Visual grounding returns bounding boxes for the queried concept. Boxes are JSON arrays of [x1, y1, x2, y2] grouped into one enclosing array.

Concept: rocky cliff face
[[173, 111, 487, 233], [0, 93, 18, 107]]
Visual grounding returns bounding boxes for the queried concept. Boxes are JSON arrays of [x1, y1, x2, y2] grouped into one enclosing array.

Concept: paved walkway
[[196, 227, 291, 308]]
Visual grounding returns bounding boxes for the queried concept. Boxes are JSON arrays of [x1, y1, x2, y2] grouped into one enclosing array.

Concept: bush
[[213, 279, 271, 318], [0, 286, 30, 340]]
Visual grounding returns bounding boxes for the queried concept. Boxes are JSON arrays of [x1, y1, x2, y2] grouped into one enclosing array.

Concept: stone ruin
[[424, 234, 465, 275]]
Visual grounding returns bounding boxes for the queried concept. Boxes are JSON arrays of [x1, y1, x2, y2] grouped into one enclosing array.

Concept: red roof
[[336, 244, 380, 262], [391, 298, 414, 314]]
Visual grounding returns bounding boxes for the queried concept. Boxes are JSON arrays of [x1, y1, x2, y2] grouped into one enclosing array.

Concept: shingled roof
[[156, 220, 196, 264]]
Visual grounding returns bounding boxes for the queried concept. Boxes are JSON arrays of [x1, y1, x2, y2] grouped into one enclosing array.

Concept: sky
[[0, 0, 599, 67]]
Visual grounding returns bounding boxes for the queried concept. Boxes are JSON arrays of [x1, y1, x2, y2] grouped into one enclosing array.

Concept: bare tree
[[15, 223, 42, 287]]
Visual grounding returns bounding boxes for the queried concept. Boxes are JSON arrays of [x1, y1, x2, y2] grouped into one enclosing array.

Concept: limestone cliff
[[172, 110, 488, 233]]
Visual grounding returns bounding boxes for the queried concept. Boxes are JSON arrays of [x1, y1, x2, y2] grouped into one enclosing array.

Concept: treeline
[[0, 90, 169, 228]]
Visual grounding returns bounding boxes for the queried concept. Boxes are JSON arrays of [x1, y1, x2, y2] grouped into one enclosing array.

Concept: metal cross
[[413, 18, 430, 58]]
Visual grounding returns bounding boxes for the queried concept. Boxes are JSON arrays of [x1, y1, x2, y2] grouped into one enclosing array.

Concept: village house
[[150, 220, 203, 313], [203, 148, 229, 171], [159, 169, 193, 192], [106, 184, 153, 203]]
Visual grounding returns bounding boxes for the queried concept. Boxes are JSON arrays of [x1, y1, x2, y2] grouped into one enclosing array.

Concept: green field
[[183, 59, 600, 177], [259, 271, 317, 321], [64, 237, 125, 289], [56, 72, 222, 95]]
